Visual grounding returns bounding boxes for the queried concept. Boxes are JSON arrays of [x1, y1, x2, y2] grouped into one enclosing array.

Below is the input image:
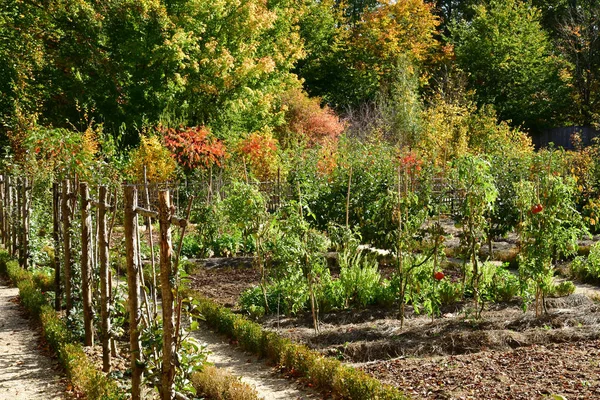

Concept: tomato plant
[[515, 150, 589, 315], [451, 154, 498, 318]]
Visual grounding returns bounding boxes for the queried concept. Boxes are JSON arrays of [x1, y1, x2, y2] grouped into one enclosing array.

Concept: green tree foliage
[[555, 2, 600, 126], [297, 0, 440, 109], [451, 0, 570, 131], [0, 0, 305, 146]]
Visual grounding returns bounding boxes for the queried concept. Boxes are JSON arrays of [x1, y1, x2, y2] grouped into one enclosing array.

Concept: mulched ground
[[188, 259, 259, 308], [361, 340, 600, 399]]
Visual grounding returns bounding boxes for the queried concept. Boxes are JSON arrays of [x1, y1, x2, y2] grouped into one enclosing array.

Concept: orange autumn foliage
[[161, 125, 227, 171], [279, 89, 345, 148], [237, 131, 279, 181]]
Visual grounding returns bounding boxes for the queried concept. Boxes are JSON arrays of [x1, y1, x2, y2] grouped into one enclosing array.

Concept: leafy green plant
[[482, 265, 520, 303], [273, 201, 330, 332], [438, 278, 463, 306], [224, 181, 276, 312], [571, 242, 600, 282], [552, 280, 576, 297], [331, 225, 382, 308]]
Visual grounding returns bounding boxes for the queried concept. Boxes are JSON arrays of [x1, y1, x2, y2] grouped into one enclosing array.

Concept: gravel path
[[0, 279, 66, 400], [192, 322, 322, 400]]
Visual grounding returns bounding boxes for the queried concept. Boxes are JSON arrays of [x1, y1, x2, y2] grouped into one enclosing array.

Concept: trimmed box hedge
[[0, 252, 123, 400], [183, 288, 408, 400]]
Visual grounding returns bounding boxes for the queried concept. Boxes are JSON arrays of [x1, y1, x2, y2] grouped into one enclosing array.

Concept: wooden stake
[[80, 182, 94, 346], [0, 174, 4, 245], [53, 182, 62, 311], [16, 177, 22, 263], [62, 179, 73, 314], [143, 167, 158, 316], [99, 186, 111, 372], [346, 166, 353, 228], [124, 185, 143, 400], [10, 176, 17, 258], [158, 190, 175, 400], [4, 176, 10, 254]]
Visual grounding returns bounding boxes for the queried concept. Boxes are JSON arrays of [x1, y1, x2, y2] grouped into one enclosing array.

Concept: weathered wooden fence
[[533, 126, 600, 150], [0, 174, 190, 400]]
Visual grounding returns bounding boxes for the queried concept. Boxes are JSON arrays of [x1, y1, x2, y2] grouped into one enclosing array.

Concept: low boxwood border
[[182, 288, 408, 400], [0, 252, 123, 400]]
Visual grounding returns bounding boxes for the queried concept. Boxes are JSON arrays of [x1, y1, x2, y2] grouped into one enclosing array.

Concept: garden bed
[[189, 258, 600, 399]]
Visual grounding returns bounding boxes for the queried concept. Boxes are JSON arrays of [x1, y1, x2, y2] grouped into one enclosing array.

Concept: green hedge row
[[191, 365, 261, 400], [183, 289, 408, 400], [0, 252, 124, 400]]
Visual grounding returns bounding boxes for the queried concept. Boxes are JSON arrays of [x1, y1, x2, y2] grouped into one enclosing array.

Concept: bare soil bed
[[189, 257, 600, 400]]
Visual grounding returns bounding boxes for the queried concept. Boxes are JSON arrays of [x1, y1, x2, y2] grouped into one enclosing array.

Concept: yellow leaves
[[419, 98, 470, 164], [353, 0, 439, 68], [127, 136, 176, 183], [81, 128, 99, 158]]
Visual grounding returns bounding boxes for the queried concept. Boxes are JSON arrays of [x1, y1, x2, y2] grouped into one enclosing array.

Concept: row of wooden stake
[[0, 174, 189, 400]]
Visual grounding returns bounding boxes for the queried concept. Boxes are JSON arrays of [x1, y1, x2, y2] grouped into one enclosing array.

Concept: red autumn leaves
[[161, 126, 227, 171]]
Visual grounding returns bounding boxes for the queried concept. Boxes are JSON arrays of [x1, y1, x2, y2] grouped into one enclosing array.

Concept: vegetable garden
[[3, 0, 600, 398], [1, 120, 600, 399]]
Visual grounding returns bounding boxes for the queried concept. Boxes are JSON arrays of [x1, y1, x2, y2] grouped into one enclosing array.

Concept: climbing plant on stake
[[451, 154, 497, 318], [393, 149, 430, 327], [515, 150, 588, 316]]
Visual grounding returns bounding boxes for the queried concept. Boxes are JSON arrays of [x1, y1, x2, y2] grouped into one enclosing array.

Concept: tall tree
[[556, 1, 600, 125], [451, 0, 570, 131], [298, 0, 440, 109]]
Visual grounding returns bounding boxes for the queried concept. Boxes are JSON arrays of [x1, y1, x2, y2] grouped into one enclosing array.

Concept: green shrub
[[184, 289, 408, 400], [571, 242, 600, 281], [374, 278, 397, 307], [61, 343, 123, 400], [40, 305, 71, 350], [551, 280, 576, 297], [180, 233, 204, 258], [1, 254, 123, 400], [192, 365, 260, 400], [0, 250, 10, 274], [33, 269, 55, 292], [17, 279, 46, 316]]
